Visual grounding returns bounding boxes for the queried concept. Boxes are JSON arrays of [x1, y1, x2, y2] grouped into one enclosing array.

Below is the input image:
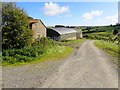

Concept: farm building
[[29, 19, 46, 39], [47, 27, 82, 41], [75, 29, 83, 39]]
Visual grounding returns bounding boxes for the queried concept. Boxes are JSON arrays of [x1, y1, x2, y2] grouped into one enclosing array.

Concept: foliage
[[2, 37, 73, 66], [59, 39, 85, 44], [94, 40, 119, 67], [94, 40, 118, 57], [85, 31, 119, 45], [2, 37, 51, 64], [2, 2, 33, 49], [96, 26, 114, 32]]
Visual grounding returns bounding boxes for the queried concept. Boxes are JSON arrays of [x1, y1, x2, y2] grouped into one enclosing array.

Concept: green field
[[83, 25, 120, 44], [59, 38, 85, 45]]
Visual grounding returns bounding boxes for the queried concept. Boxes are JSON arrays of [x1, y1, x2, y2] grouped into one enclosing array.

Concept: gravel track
[[41, 40, 118, 88], [2, 40, 118, 88]]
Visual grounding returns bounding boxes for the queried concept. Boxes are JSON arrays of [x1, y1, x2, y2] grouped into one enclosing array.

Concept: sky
[[16, 2, 119, 26]]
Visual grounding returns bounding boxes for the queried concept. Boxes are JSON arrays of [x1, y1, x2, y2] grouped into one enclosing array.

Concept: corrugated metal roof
[[52, 27, 77, 34]]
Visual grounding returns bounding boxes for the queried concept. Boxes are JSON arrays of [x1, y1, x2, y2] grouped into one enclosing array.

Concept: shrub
[[14, 54, 33, 62], [2, 37, 59, 64], [3, 56, 16, 64], [2, 2, 33, 49]]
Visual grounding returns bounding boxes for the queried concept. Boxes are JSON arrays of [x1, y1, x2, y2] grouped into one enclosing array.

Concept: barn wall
[[32, 21, 46, 39], [66, 36, 76, 40], [75, 29, 83, 39], [76, 32, 82, 39], [61, 33, 76, 40]]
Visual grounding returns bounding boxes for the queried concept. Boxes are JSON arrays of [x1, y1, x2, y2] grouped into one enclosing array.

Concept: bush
[[3, 56, 16, 64], [2, 3, 33, 49], [14, 54, 33, 62], [2, 38, 60, 65]]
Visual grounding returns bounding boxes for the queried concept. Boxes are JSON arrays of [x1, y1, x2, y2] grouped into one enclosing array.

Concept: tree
[[2, 3, 33, 49]]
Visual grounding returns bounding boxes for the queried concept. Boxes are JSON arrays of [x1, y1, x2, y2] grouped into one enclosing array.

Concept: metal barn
[[47, 27, 77, 41]]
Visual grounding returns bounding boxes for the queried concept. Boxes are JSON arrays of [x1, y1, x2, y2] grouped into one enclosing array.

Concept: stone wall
[[31, 20, 46, 39]]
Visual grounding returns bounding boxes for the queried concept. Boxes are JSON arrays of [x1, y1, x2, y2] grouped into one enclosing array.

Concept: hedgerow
[[2, 37, 57, 64]]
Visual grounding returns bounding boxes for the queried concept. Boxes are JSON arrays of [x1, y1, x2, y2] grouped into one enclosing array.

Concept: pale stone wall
[[32, 20, 46, 39]]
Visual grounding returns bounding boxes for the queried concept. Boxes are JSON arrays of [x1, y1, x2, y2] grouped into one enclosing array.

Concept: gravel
[[2, 40, 118, 88]]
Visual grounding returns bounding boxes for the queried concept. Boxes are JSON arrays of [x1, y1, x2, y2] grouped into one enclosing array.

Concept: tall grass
[[59, 39, 85, 45], [94, 40, 119, 68], [2, 37, 73, 66], [94, 40, 118, 57]]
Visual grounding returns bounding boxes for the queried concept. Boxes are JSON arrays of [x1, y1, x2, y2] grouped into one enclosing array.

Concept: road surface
[[41, 40, 118, 88], [2, 40, 118, 88]]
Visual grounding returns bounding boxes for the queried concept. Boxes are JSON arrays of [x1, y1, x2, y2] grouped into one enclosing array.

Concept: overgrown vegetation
[[2, 2, 33, 49], [2, 37, 73, 66], [94, 40, 118, 57], [59, 39, 85, 45], [94, 40, 119, 67]]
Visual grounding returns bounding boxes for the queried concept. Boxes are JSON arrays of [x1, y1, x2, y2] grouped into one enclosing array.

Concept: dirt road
[[41, 40, 118, 88], [2, 40, 118, 88]]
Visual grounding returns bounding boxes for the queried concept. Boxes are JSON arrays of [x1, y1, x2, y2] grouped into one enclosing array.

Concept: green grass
[[2, 45, 73, 66], [94, 40, 119, 67], [59, 39, 85, 45], [85, 31, 119, 44], [97, 26, 115, 32], [2, 38, 85, 66], [86, 32, 113, 38], [94, 40, 118, 57], [2, 37, 74, 66], [89, 32, 112, 36]]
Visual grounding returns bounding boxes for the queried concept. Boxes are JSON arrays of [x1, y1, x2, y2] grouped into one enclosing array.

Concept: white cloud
[[83, 10, 103, 20], [43, 2, 69, 16], [98, 14, 118, 25]]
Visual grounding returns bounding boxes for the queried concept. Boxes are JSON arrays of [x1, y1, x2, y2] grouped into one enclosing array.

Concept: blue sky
[[16, 2, 118, 26]]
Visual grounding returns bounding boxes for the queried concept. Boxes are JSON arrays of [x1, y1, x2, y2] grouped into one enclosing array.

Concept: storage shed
[[29, 19, 46, 39], [47, 27, 77, 41]]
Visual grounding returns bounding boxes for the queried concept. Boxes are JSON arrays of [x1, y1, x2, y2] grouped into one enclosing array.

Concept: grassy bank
[[94, 40, 118, 57], [2, 38, 85, 66], [3, 45, 73, 66], [94, 40, 119, 66], [59, 38, 85, 45], [2, 38, 73, 66]]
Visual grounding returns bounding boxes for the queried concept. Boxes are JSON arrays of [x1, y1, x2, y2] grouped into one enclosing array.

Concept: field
[[82, 25, 120, 44]]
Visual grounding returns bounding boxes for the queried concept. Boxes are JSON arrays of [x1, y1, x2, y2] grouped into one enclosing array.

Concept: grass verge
[[2, 45, 73, 66], [59, 38, 86, 45], [2, 38, 85, 66], [94, 40, 119, 67]]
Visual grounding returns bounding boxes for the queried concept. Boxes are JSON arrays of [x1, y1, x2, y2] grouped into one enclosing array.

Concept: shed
[[47, 27, 77, 41], [29, 19, 46, 39], [75, 29, 83, 39]]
